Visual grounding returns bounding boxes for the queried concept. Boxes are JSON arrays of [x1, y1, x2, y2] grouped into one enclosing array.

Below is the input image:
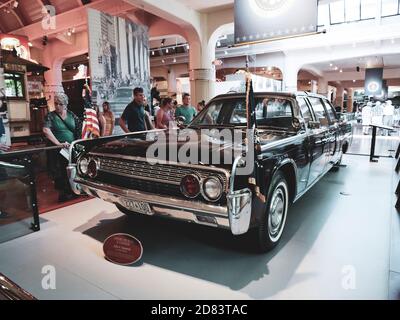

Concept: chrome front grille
[[95, 155, 229, 190]]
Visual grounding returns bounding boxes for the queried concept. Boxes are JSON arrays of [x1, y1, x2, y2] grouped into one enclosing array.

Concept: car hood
[[88, 128, 292, 168]]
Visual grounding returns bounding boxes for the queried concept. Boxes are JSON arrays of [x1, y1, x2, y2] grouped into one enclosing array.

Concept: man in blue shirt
[[119, 87, 152, 133]]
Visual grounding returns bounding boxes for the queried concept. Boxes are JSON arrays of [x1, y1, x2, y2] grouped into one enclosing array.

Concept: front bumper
[[67, 165, 252, 235]]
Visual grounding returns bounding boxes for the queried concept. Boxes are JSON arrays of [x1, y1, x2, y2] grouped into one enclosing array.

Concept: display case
[[2, 63, 30, 138]]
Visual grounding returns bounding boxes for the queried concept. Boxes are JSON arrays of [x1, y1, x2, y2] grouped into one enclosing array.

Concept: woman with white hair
[[362, 102, 373, 135], [43, 92, 82, 202]]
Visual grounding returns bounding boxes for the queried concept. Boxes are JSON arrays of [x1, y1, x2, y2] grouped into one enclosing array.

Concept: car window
[[192, 101, 224, 125], [230, 101, 247, 124], [256, 98, 292, 118], [191, 96, 293, 129], [323, 100, 338, 123], [308, 97, 329, 127], [297, 97, 313, 124]]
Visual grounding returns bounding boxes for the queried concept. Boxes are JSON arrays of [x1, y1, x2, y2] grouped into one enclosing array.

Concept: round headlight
[[78, 158, 89, 175], [202, 177, 223, 201], [180, 174, 201, 198], [87, 159, 99, 178]]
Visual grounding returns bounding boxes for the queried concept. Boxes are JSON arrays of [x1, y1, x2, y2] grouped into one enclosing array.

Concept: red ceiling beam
[[11, 0, 134, 40]]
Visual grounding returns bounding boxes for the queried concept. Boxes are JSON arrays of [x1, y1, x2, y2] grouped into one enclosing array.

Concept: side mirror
[[176, 116, 186, 129], [308, 121, 321, 130], [292, 117, 305, 132]]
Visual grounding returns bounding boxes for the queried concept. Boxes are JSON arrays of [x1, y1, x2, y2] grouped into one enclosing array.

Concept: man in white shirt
[[382, 100, 394, 136]]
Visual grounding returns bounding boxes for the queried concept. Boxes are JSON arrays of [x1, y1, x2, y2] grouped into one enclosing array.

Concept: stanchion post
[[24, 155, 40, 232], [370, 125, 378, 162], [396, 142, 400, 159]]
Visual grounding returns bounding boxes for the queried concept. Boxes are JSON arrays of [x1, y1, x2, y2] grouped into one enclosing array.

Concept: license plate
[[121, 198, 153, 215]]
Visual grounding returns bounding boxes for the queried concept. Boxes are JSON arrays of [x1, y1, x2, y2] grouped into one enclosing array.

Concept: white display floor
[[0, 154, 399, 300]]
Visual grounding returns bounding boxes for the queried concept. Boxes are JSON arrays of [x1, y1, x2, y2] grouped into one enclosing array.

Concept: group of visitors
[[361, 99, 399, 135], [1, 85, 203, 202], [119, 88, 199, 133]]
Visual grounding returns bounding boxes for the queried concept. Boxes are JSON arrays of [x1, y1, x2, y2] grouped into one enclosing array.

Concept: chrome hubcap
[[268, 184, 287, 241]]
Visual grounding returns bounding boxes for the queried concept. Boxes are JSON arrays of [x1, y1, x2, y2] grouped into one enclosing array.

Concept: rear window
[[308, 97, 329, 127]]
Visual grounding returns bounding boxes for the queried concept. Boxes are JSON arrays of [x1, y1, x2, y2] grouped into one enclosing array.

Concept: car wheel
[[251, 172, 289, 253]]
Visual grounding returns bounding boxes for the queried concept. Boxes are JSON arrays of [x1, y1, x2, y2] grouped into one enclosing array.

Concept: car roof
[[211, 91, 329, 100]]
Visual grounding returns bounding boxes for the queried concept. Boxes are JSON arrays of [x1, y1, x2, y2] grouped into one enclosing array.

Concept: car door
[[306, 97, 330, 185], [296, 97, 313, 193], [322, 99, 341, 167]]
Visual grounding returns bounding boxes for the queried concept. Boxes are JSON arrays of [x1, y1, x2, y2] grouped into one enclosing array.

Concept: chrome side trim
[[75, 178, 228, 217], [259, 132, 307, 153]]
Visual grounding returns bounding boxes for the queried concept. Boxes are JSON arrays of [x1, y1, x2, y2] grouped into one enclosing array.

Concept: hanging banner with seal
[[103, 233, 143, 266], [234, 0, 318, 45]]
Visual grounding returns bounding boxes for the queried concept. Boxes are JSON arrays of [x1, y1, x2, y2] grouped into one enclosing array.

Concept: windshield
[[190, 96, 294, 129]]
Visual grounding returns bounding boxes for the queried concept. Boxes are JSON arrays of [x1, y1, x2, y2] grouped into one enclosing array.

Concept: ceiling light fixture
[[28, 42, 33, 47]]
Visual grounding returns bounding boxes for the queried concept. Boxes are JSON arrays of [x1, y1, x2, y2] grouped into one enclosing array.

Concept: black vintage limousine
[[68, 92, 352, 252]]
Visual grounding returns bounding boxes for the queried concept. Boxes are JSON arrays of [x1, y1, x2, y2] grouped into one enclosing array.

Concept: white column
[[318, 78, 329, 97], [283, 64, 299, 92], [335, 86, 344, 111], [119, 19, 129, 78], [188, 39, 215, 104], [128, 24, 135, 76]]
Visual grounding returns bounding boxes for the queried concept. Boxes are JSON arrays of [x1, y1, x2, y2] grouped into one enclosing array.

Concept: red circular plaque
[[103, 233, 143, 266]]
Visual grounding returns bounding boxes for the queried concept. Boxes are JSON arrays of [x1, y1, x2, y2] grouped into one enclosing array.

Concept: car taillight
[[87, 159, 99, 178], [180, 175, 200, 198]]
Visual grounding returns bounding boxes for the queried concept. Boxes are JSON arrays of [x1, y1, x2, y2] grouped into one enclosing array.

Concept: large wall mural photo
[[87, 8, 151, 130]]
